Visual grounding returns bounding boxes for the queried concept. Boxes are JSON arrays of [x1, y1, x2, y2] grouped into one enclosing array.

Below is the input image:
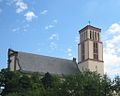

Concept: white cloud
[[111, 35, 120, 43], [53, 19, 58, 23], [24, 11, 37, 21], [66, 48, 72, 57], [50, 42, 57, 50], [68, 53, 72, 56], [49, 34, 59, 40], [45, 25, 54, 30], [44, 19, 58, 30], [49, 34, 59, 50], [104, 23, 120, 77], [40, 10, 48, 15], [16, 0, 28, 13], [12, 27, 20, 32], [104, 67, 120, 77], [104, 35, 120, 54], [67, 48, 72, 52], [107, 23, 120, 34]]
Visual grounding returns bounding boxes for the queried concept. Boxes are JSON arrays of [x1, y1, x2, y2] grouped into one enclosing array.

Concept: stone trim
[[80, 39, 102, 44], [78, 58, 104, 64], [79, 25, 101, 33]]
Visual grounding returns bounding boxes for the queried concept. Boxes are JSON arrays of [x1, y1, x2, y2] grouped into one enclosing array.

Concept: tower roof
[[79, 25, 101, 33]]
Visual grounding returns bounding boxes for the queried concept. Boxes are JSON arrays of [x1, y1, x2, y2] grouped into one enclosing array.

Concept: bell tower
[[78, 25, 104, 75]]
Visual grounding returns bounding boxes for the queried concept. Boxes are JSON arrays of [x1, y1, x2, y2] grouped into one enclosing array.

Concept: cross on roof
[[88, 21, 91, 25]]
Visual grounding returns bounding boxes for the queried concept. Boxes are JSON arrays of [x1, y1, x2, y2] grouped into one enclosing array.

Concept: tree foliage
[[41, 72, 54, 89], [0, 69, 120, 96]]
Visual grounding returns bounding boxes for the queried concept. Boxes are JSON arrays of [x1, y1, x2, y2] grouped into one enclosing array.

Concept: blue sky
[[0, 0, 120, 78]]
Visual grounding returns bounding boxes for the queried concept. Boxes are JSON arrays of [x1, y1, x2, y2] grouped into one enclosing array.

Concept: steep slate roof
[[17, 51, 80, 75]]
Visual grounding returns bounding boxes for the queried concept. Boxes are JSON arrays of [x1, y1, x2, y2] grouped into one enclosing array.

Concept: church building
[[8, 25, 104, 75]]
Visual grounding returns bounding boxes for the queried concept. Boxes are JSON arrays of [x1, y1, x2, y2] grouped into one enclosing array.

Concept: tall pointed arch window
[[93, 42, 98, 60], [90, 31, 92, 39], [81, 43, 85, 61]]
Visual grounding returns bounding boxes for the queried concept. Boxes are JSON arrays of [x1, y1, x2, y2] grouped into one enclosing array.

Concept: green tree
[[100, 74, 112, 96], [30, 72, 45, 96], [44, 75, 61, 96], [1, 69, 21, 96], [60, 71, 101, 96], [1, 68, 119, 96], [82, 71, 101, 96], [5, 93, 21, 96], [113, 75, 120, 95], [41, 72, 54, 89], [19, 75, 31, 89]]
